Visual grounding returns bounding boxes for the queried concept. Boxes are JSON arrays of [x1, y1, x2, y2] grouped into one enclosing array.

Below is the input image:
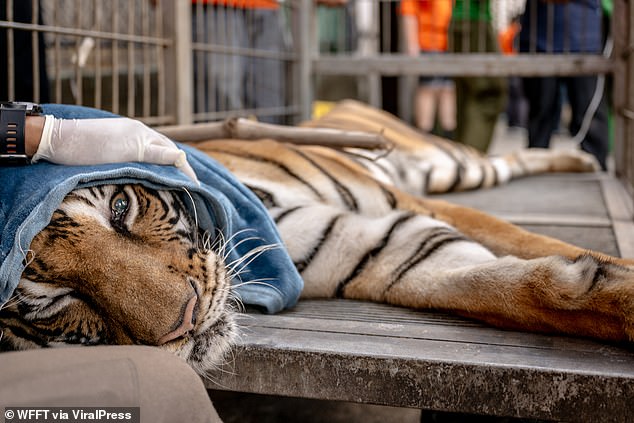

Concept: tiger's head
[[0, 184, 238, 375]]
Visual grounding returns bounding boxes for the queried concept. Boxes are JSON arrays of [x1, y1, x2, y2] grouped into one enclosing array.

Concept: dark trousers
[[522, 75, 609, 170]]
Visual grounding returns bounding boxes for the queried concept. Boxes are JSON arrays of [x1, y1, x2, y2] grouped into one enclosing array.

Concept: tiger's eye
[[110, 192, 129, 220], [113, 198, 128, 213]]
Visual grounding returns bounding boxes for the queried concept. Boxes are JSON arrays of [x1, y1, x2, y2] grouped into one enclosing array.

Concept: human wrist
[[25, 115, 45, 157]]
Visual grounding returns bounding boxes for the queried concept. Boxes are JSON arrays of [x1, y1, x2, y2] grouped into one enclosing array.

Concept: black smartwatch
[[0, 101, 43, 165]]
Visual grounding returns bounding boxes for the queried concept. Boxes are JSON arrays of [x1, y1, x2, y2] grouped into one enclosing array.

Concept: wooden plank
[[493, 212, 611, 227], [601, 177, 634, 221], [520, 225, 619, 257], [438, 174, 610, 219], [313, 54, 614, 77], [613, 220, 634, 258], [207, 300, 634, 422], [601, 177, 634, 258]]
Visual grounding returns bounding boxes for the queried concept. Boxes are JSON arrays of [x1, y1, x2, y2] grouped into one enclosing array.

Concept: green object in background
[[451, 0, 491, 22], [317, 6, 351, 53]]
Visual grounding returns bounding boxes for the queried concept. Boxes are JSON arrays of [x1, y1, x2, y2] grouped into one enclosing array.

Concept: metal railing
[[2, 0, 633, 194]]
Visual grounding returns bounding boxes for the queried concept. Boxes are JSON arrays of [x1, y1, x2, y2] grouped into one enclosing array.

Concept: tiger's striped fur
[[302, 100, 599, 195], [2, 100, 632, 375]]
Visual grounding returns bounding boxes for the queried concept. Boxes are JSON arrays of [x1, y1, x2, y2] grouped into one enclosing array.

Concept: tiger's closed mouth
[[158, 294, 198, 345]]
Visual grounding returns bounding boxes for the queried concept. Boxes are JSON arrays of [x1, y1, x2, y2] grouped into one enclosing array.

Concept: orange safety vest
[[400, 0, 452, 52]]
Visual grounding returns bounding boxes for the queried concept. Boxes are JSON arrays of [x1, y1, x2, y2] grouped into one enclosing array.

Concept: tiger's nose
[[157, 294, 198, 345]]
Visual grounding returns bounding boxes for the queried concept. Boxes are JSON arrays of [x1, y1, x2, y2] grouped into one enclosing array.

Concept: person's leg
[[0, 346, 222, 423], [522, 76, 560, 149], [459, 76, 506, 152], [462, 20, 507, 152], [449, 20, 506, 152], [452, 77, 467, 145], [566, 75, 609, 170], [415, 83, 438, 132], [437, 81, 456, 137], [506, 76, 527, 128]]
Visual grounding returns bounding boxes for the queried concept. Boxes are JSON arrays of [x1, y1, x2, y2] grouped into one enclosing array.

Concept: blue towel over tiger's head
[[0, 104, 303, 313]]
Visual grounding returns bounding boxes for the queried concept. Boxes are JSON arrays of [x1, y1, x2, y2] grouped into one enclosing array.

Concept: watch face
[[1, 101, 42, 115]]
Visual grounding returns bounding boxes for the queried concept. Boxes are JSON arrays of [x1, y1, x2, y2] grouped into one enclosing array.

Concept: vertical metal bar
[[74, 1, 83, 104], [94, 0, 102, 110], [155, 0, 165, 119], [244, 5, 251, 116], [53, 0, 62, 102], [615, 0, 634, 191], [367, 0, 380, 108], [624, 1, 634, 192], [112, 0, 120, 114], [127, 1, 135, 116], [298, 0, 313, 121], [381, 0, 389, 53], [194, 0, 204, 119], [477, 3, 485, 53], [207, 0, 219, 119], [463, 0, 469, 53], [612, 1, 624, 179], [290, 0, 300, 121], [217, 6, 226, 114], [7, 0, 15, 100], [31, 0, 40, 102], [205, 0, 214, 117], [142, 0, 150, 118], [163, 0, 193, 125]]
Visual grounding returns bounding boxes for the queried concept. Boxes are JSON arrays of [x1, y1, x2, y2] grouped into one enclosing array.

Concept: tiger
[[1, 100, 632, 376]]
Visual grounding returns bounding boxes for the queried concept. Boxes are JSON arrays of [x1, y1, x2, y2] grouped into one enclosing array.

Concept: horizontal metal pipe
[[0, 21, 170, 45]]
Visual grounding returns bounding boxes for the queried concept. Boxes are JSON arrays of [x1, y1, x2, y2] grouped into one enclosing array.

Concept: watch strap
[[0, 102, 29, 165]]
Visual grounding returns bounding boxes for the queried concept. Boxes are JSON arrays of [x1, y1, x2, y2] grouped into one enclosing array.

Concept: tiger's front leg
[[271, 204, 634, 343]]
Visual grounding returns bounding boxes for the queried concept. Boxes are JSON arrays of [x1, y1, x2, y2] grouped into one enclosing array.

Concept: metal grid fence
[[1, 0, 633, 193]]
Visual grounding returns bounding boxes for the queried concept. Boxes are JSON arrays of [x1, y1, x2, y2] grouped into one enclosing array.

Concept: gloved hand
[[32, 115, 199, 183]]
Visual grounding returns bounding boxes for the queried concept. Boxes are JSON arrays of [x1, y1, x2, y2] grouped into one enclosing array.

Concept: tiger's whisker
[[220, 233, 269, 263], [227, 243, 281, 272], [181, 187, 200, 248], [230, 280, 282, 297]]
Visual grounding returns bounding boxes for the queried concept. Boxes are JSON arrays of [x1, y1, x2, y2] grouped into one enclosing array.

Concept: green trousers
[[448, 20, 507, 152]]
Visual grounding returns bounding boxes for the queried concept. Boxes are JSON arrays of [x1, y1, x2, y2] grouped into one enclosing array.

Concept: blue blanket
[[0, 105, 303, 313]]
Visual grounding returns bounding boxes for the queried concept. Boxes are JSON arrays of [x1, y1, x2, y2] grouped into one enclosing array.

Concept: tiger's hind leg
[[385, 253, 634, 342], [271, 204, 634, 343]]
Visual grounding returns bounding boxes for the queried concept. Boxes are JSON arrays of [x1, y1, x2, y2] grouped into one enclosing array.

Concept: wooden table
[[207, 174, 634, 422]]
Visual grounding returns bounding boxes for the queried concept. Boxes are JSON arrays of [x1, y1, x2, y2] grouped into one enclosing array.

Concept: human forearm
[[25, 115, 45, 157]]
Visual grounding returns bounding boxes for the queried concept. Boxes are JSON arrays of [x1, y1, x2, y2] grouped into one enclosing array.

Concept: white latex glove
[[32, 115, 199, 183]]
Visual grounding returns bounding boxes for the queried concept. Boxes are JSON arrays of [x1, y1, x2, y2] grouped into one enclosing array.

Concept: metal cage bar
[[1, 0, 631, 196]]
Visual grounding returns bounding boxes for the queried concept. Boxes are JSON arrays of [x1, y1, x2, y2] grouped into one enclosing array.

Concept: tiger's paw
[[549, 149, 600, 173]]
